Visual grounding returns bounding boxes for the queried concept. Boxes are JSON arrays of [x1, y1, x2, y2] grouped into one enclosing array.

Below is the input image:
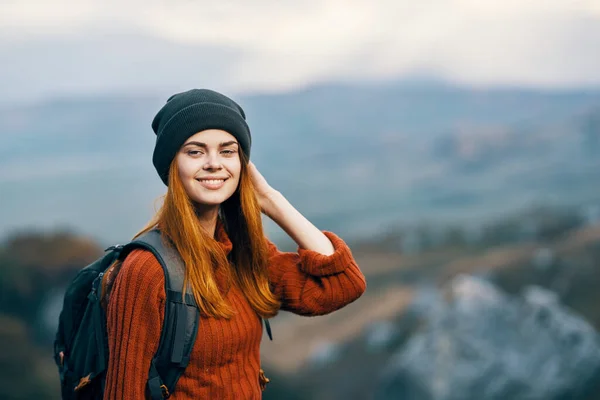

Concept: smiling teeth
[[201, 179, 225, 184]]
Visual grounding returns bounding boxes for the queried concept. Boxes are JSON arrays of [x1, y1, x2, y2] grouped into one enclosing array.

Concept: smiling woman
[[94, 88, 367, 400]]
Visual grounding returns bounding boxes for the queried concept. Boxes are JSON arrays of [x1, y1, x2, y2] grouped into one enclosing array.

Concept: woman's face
[[175, 129, 242, 209]]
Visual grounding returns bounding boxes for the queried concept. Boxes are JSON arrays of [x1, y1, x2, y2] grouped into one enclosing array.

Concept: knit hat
[[151, 89, 252, 185]]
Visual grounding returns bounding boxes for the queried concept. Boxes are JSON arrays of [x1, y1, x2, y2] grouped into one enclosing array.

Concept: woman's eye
[[221, 149, 237, 155], [187, 150, 203, 156]]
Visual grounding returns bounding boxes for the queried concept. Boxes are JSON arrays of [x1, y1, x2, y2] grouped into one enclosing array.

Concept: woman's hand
[[248, 162, 280, 217]]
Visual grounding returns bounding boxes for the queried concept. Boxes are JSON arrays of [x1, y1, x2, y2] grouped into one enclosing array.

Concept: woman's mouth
[[196, 178, 228, 190]]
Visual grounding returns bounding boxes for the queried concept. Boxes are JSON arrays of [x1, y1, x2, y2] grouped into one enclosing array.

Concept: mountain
[[1, 82, 600, 246]]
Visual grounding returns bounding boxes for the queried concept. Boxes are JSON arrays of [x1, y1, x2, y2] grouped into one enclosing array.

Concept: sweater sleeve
[[267, 231, 366, 316], [104, 249, 166, 400]]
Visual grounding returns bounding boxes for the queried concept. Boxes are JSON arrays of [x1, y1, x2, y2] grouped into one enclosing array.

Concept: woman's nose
[[203, 152, 222, 170]]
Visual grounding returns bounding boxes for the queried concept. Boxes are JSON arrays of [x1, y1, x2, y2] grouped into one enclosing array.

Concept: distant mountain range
[[1, 81, 599, 246]]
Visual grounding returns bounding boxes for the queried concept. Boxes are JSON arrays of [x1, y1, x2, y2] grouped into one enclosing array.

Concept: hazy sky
[[2, 0, 600, 103]]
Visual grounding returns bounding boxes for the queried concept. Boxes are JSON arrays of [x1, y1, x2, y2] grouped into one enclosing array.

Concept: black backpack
[[53, 229, 273, 399]]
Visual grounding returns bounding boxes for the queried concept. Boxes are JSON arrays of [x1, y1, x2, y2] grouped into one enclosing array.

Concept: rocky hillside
[[260, 208, 600, 399]]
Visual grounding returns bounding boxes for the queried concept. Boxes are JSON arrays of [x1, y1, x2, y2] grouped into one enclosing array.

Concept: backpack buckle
[[105, 244, 124, 252], [74, 374, 92, 392], [259, 369, 270, 391], [160, 384, 170, 398]]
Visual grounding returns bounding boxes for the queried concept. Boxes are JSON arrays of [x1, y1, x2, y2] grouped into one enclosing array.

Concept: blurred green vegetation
[[0, 230, 102, 399]]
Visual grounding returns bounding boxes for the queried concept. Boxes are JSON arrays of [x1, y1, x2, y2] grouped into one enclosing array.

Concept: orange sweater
[[104, 224, 366, 399]]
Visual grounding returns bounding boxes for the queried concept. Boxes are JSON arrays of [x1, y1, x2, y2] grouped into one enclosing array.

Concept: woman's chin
[[191, 192, 233, 208]]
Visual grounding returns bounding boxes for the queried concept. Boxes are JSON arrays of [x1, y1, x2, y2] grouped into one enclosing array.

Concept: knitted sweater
[[103, 223, 366, 399]]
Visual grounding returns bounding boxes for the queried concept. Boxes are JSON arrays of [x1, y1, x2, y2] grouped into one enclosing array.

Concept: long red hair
[[106, 150, 280, 319]]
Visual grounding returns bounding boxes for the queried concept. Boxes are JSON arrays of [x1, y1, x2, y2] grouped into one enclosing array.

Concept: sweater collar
[[214, 217, 233, 256]]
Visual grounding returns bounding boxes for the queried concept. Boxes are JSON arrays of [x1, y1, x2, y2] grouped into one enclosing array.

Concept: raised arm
[[248, 162, 366, 315], [266, 231, 366, 315]]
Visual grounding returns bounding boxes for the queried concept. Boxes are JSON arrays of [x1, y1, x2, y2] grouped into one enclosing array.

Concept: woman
[[103, 89, 366, 399]]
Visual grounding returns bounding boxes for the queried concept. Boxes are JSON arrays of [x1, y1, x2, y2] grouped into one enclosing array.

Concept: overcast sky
[[1, 0, 600, 103]]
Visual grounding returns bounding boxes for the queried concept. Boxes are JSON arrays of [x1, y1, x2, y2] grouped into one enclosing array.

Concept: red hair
[[131, 150, 280, 319]]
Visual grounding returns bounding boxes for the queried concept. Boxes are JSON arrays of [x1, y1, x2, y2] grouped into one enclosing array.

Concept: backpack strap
[[122, 229, 199, 400]]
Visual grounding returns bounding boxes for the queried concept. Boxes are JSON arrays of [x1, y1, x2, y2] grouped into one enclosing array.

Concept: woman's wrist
[[260, 189, 285, 221], [261, 190, 334, 255]]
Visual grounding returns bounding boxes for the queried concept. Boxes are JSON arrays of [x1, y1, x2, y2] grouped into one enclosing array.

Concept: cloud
[[1, 0, 599, 102], [0, 33, 244, 105]]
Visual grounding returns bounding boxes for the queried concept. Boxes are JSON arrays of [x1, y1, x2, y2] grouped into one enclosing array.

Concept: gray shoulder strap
[[127, 229, 186, 294], [123, 229, 200, 399]]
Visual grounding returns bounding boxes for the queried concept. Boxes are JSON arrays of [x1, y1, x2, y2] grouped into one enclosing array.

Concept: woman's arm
[[104, 249, 165, 400], [248, 162, 334, 255], [262, 190, 335, 255], [249, 162, 366, 315], [265, 232, 366, 315]]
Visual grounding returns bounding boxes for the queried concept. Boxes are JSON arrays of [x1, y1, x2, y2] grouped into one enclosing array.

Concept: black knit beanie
[[151, 89, 251, 185]]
